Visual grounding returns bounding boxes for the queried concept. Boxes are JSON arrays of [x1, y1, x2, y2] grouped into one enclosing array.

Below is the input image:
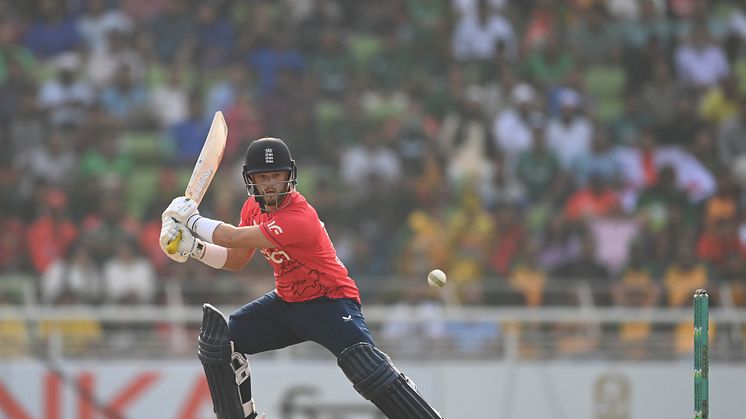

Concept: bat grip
[[166, 222, 182, 254]]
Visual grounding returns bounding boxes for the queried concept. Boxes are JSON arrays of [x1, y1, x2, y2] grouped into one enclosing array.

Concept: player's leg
[[289, 298, 443, 418], [338, 342, 443, 419], [198, 303, 256, 419], [199, 291, 303, 419]]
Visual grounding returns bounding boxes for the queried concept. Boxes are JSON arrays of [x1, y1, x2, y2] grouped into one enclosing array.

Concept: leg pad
[[199, 304, 255, 419], [337, 342, 443, 419]]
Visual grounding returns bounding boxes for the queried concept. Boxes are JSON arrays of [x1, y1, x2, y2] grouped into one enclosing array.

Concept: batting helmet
[[242, 137, 297, 206]]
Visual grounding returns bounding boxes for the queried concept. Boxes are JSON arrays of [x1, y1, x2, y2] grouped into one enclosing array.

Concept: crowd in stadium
[[0, 0, 745, 323]]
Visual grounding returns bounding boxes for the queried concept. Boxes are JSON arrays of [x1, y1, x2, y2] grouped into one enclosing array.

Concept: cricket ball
[[427, 269, 447, 288]]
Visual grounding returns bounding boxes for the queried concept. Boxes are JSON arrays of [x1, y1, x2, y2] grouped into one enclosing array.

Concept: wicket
[[694, 289, 709, 419]]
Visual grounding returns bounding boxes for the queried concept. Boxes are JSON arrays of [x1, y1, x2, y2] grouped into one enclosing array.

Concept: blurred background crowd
[[1, 0, 745, 336]]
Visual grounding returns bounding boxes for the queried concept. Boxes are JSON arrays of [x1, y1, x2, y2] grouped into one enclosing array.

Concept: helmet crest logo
[[264, 148, 274, 164]]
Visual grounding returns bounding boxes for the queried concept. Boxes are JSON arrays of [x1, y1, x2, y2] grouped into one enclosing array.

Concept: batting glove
[[162, 196, 202, 230], [159, 218, 207, 262]]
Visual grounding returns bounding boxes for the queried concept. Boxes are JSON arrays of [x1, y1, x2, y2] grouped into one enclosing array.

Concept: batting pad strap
[[188, 215, 223, 242], [197, 242, 228, 269]]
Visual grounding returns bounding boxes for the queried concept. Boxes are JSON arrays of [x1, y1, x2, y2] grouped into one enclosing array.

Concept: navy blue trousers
[[228, 291, 374, 357]]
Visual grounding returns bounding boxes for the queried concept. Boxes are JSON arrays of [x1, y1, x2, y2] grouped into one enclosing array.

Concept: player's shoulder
[[240, 197, 260, 220], [278, 192, 318, 219]]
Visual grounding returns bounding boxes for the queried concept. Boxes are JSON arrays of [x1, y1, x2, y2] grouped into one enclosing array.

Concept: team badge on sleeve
[[266, 220, 283, 235]]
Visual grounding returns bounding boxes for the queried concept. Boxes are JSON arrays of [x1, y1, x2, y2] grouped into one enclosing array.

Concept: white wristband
[[189, 216, 223, 243], [193, 241, 228, 269]]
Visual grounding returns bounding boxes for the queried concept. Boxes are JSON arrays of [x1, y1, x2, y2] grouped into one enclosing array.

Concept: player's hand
[[162, 196, 201, 229], [160, 218, 188, 262], [160, 218, 203, 262]]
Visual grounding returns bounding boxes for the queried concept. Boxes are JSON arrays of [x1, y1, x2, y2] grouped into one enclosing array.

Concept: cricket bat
[[166, 111, 227, 254]]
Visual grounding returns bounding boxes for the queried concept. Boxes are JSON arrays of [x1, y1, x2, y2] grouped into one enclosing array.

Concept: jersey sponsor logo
[[261, 248, 291, 264], [265, 147, 274, 163], [342, 315, 353, 322], [266, 220, 283, 235]]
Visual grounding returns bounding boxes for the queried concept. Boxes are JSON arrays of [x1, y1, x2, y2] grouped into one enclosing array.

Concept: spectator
[[546, 88, 593, 169], [609, 91, 653, 146], [451, 0, 516, 62], [538, 213, 583, 272], [148, 0, 194, 63], [0, 207, 25, 273], [0, 21, 35, 84], [635, 165, 695, 231], [716, 96, 746, 167], [515, 117, 559, 204], [640, 61, 680, 127], [77, 0, 133, 54], [247, 31, 305, 95], [193, 3, 235, 70], [102, 239, 156, 304], [488, 205, 525, 277], [25, 189, 78, 274], [696, 218, 741, 268], [662, 243, 709, 307], [564, 173, 621, 222], [23, 0, 81, 59], [443, 192, 494, 285], [554, 232, 612, 307], [439, 90, 496, 185], [149, 64, 189, 127], [40, 241, 100, 304], [674, 23, 730, 89], [98, 64, 149, 125], [78, 129, 133, 183], [339, 127, 402, 195], [702, 172, 739, 225], [86, 30, 146, 88], [16, 128, 77, 191], [613, 243, 659, 359], [37, 53, 95, 127], [168, 94, 212, 164], [522, 36, 575, 88], [81, 192, 140, 265], [572, 130, 621, 186], [699, 75, 740, 125], [493, 83, 540, 162], [506, 238, 547, 306]]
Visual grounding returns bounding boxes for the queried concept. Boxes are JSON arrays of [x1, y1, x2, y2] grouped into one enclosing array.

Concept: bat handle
[[166, 229, 182, 254]]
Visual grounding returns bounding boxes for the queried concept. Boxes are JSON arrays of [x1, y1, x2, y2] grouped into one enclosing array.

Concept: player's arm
[[160, 219, 258, 271], [163, 197, 275, 249], [224, 247, 256, 271], [212, 223, 275, 249]]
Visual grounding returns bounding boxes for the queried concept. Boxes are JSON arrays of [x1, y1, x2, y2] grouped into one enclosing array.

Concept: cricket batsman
[[159, 137, 443, 418]]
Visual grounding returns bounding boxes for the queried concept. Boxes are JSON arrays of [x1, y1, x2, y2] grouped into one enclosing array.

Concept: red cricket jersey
[[239, 191, 361, 303]]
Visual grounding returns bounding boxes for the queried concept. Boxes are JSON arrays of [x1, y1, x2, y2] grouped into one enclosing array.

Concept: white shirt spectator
[[150, 71, 189, 127], [103, 243, 156, 304], [546, 116, 593, 169], [38, 55, 95, 127], [78, 5, 133, 53], [18, 143, 77, 189], [453, 0, 507, 15], [675, 42, 729, 89], [493, 83, 539, 162], [494, 109, 533, 160], [41, 249, 100, 304], [452, 11, 516, 61], [340, 139, 402, 188]]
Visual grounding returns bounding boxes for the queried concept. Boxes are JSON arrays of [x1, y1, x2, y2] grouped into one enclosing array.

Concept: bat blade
[[166, 111, 227, 254], [184, 111, 227, 205]]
